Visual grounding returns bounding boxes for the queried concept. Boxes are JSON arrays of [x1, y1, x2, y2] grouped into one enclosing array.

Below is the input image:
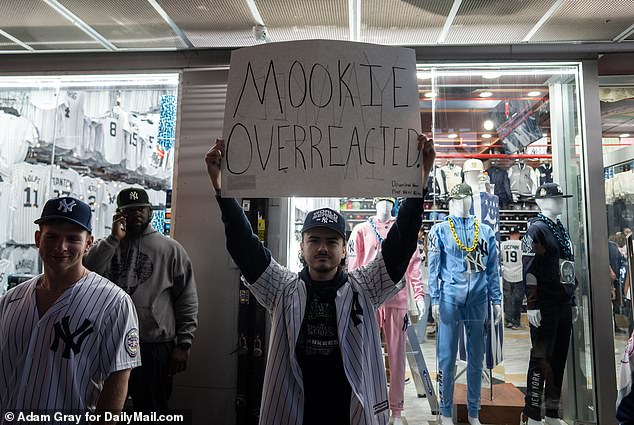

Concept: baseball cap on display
[[372, 197, 396, 206], [301, 208, 346, 239], [463, 159, 484, 172], [34, 197, 92, 233], [535, 183, 572, 199], [117, 187, 152, 209], [449, 183, 473, 200]]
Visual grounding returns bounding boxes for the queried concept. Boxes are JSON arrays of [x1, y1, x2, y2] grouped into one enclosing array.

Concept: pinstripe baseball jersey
[[50, 166, 83, 200], [247, 255, 400, 425], [21, 90, 64, 145], [0, 272, 141, 414], [0, 182, 12, 245], [57, 91, 86, 151], [9, 163, 49, 244], [0, 258, 15, 295]]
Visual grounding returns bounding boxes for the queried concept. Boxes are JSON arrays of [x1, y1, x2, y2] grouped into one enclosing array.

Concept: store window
[[601, 76, 634, 401], [0, 73, 179, 293], [287, 63, 595, 423]]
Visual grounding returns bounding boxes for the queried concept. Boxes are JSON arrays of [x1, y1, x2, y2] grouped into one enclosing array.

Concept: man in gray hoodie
[[84, 187, 198, 414]]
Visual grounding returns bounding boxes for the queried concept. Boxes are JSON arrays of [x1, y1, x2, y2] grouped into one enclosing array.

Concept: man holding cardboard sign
[[205, 132, 434, 425]]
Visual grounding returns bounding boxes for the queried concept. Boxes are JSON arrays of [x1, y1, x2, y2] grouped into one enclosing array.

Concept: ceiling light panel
[[445, 0, 556, 44], [156, 0, 254, 47], [256, 0, 347, 42], [57, 0, 183, 49], [362, 0, 453, 45], [532, 0, 634, 42], [0, 0, 103, 50]]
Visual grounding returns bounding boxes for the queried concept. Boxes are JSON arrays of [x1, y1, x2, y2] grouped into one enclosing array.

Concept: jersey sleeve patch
[[125, 328, 139, 358]]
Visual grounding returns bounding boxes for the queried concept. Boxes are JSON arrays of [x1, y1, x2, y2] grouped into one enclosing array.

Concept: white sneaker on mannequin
[[544, 417, 565, 425], [467, 416, 482, 425], [439, 415, 453, 425], [527, 418, 544, 425]]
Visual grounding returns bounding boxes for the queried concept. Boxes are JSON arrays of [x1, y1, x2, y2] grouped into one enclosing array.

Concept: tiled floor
[[394, 318, 631, 425]]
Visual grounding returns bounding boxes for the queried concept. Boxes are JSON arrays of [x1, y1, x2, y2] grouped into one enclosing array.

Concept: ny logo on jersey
[[58, 199, 77, 213], [129, 191, 139, 200], [50, 317, 94, 358], [465, 250, 486, 273]]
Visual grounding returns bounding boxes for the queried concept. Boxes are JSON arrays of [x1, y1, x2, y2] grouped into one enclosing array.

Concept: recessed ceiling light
[[481, 133, 492, 139], [527, 91, 542, 97], [482, 72, 502, 79], [620, 133, 631, 138], [483, 120, 494, 131], [424, 91, 436, 98], [447, 133, 458, 139], [479, 91, 493, 98]]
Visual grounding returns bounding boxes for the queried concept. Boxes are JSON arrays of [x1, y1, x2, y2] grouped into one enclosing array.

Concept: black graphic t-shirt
[[296, 270, 352, 425]]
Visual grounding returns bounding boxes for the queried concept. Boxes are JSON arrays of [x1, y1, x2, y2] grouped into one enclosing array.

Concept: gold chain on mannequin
[[448, 217, 480, 252]]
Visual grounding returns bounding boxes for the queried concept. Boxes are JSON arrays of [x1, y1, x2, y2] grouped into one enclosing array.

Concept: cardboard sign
[[222, 40, 422, 197]]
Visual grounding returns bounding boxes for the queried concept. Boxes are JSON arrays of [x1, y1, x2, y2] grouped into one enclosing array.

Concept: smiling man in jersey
[[0, 196, 140, 423], [205, 134, 435, 425]]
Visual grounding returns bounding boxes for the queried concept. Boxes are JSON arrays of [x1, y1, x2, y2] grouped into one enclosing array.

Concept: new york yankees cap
[[449, 183, 473, 200], [535, 182, 572, 199], [117, 187, 152, 209], [35, 196, 92, 233], [301, 208, 346, 239]]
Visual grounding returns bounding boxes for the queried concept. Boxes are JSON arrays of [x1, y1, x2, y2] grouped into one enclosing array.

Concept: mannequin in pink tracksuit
[[347, 198, 425, 423]]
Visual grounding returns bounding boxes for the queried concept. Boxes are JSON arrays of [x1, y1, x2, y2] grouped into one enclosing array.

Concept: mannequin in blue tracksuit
[[428, 183, 502, 425]]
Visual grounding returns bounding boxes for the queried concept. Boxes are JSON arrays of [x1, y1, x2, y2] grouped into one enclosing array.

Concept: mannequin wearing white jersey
[[430, 186, 502, 425]]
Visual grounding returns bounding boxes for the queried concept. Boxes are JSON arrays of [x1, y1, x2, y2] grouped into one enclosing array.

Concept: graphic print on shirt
[[298, 296, 339, 356], [465, 239, 488, 274], [50, 317, 94, 358], [111, 250, 154, 295]]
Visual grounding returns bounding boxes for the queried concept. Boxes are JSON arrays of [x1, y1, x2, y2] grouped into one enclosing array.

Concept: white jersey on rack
[[0, 258, 14, 295], [9, 163, 49, 244], [98, 107, 129, 165], [439, 164, 463, 194], [0, 272, 141, 414], [124, 113, 144, 172], [50, 166, 83, 199], [0, 182, 12, 245], [81, 176, 106, 238], [57, 91, 86, 151], [21, 90, 64, 145], [0, 112, 38, 179], [139, 115, 161, 176], [2, 246, 39, 275], [100, 180, 122, 238], [500, 240, 523, 283]]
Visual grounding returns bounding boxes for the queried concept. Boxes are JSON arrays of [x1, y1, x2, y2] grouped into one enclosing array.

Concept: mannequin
[[522, 183, 577, 425], [463, 159, 484, 219], [428, 183, 502, 425], [347, 198, 425, 424]]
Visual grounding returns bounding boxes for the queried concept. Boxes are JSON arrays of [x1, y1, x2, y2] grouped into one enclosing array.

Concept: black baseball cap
[[117, 187, 152, 209], [34, 196, 92, 233], [535, 183, 572, 199], [301, 208, 346, 239]]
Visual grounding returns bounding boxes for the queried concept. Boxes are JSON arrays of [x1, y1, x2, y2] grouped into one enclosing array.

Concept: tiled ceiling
[[0, 0, 631, 52]]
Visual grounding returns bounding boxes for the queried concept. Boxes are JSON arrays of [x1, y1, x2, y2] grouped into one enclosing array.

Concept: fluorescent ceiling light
[[483, 120, 494, 131], [424, 92, 437, 98], [482, 72, 502, 79], [481, 133, 492, 139], [447, 133, 458, 139], [0, 74, 179, 88], [527, 91, 542, 97], [479, 91, 493, 98], [620, 134, 631, 138]]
